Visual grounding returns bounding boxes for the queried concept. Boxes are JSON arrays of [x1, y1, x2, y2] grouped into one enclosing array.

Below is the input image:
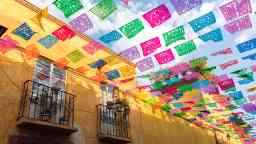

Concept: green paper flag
[[119, 19, 144, 39], [201, 66, 216, 73], [152, 81, 165, 90], [175, 112, 186, 117], [54, 0, 83, 17], [163, 26, 185, 47], [178, 85, 192, 93], [190, 56, 208, 68], [144, 97, 158, 105], [90, 0, 117, 20], [67, 50, 85, 63], [161, 104, 171, 112], [175, 40, 196, 56], [207, 103, 217, 108]]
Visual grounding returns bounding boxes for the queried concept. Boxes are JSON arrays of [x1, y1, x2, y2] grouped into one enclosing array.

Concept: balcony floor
[[17, 118, 78, 134]]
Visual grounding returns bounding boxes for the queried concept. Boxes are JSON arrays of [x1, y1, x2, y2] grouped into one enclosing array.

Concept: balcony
[[17, 80, 77, 134], [97, 103, 131, 143]]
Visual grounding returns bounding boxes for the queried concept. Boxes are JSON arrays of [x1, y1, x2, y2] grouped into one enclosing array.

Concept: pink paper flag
[[219, 60, 239, 70], [0, 35, 19, 53], [141, 37, 161, 56], [224, 15, 252, 34], [52, 25, 76, 41], [218, 79, 235, 90], [154, 49, 175, 64], [183, 71, 200, 81], [82, 40, 104, 55], [143, 4, 171, 28], [210, 48, 233, 56], [136, 57, 154, 72], [248, 95, 256, 101], [251, 65, 256, 72], [220, 0, 252, 21], [213, 74, 229, 83], [169, 63, 190, 75]]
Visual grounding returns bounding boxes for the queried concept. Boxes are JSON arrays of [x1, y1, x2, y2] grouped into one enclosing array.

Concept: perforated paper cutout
[[12, 23, 36, 40], [69, 13, 93, 33], [120, 46, 140, 61], [143, 4, 171, 28], [54, 0, 83, 17], [154, 49, 175, 64], [38, 35, 58, 48], [175, 40, 196, 56], [171, 0, 202, 15], [52, 25, 75, 41], [90, 0, 117, 20], [199, 28, 223, 42], [119, 18, 144, 39], [189, 12, 216, 32], [136, 57, 154, 72], [99, 30, 122, 43], [67, 50, 85, 63], [163, 26, 185, 46], [224, 15, 252, 34], [140, 37, 161, 56]]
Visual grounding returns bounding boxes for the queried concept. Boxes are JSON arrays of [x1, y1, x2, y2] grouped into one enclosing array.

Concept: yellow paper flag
[[31, 8, 48, 31]]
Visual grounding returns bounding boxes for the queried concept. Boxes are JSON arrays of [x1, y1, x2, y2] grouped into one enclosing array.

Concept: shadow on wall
[[0, 54, 217, 144]]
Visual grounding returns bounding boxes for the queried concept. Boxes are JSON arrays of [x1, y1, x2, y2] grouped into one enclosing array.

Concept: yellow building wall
[[0, 53, 219, 144]]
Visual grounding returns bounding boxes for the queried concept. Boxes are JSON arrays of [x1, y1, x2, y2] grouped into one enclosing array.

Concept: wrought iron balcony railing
[[17, 80, 76, 133], [97, 104, 131, 143]]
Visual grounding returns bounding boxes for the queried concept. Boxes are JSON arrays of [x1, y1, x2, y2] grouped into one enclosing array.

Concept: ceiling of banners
[[2, 0, 256, 143], [0, 0, 136, 90]]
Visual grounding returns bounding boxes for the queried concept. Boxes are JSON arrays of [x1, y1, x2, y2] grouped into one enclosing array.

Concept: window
[[100, 84, 119, 105]]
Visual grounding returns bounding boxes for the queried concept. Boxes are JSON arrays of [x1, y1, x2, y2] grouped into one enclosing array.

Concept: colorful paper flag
[[105, 70, 120, 80], [75, 66, 88, 73], [52, 25, 75, 41], [38, 35, 58, 48], [119, 65, 135, 77], [136, 57, 154, 72], [12, 23, 36, 40], [69, 13, 93, 33], [163, 26, 185, 47], [236, 38, 256, 53], [242, 53, 256, 60], [67, 50, 85, 63], [220, 0, 252, 21], [0, 35, 19, 54], [105, 55, 120, 66], [229, 91, 244, 100], [218, 79, 235, 90], [0, 25, 7, 37], [82, 40, 104, 55], [120, 46, 140, 61], [175, 40, 196, 56], [90, 0, 117, 20], [154, 49, 175, 64], [190, 56, 208, 68], [31, 8, 48, 31], [55, 57, 69, 68], [24, 44, 39, 60], [171, 0, 202, 15], [210, 48, 233, 56], [199, 28, 223, 42], [143, 4, 171, 28], [140, 37, 161, 56], [119, 18, 144, 39], [54, 0, 83, 17], [224, 15, 252, 34], [219, 60, 239, 70], [89, 59, 107, 68], [99, 30, 122, 43], [189, 12, 216, 32], [251, 65, 256, 72]]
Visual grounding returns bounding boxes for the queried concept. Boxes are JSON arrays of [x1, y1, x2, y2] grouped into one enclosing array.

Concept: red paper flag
[[52, 25, 75, 41]]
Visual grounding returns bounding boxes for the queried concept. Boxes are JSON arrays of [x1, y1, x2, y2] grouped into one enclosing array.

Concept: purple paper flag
[[69, 13, 93, 33], [120, 46, 140, 61], [136, 57, 154, 72], [220, 0, 252, 21], [224, 15, 252, 34], [171, 0, 202, 15]]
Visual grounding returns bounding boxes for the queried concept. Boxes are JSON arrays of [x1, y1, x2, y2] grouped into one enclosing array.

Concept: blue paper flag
[[89, 59, 107, 68], [229, 91, 243, 100], [237, 38, 256, 53], [105, 70, 120, 80], [199, 28, 223, 42], [189, 12, 216, 32], [38, 35, 58, 48], [12, 23, 36, 40], [192, 80, 210, 89], [165, 76, 180, 85], [238, 79, 254, 85], [99, 30, 122, 43], [242, 53, 256, 60]]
